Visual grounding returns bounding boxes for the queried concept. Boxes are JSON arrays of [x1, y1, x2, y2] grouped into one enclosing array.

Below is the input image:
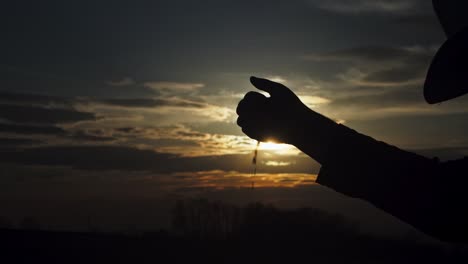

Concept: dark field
[[2, 200, 468, 264]]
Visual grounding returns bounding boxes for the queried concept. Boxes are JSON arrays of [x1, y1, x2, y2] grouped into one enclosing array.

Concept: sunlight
[[258, 140, 299, 155], [260, 141, 288, 151]]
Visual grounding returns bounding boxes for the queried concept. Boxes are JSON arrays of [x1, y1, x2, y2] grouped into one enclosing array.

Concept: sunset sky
[[1, 0, 468, 235]]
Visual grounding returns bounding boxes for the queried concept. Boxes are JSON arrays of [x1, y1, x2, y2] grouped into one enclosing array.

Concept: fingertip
[[250, 76, 258, 85], [250, 76, 267, 90], [249, 76, 287, 96], [236, 116, 243, 127]]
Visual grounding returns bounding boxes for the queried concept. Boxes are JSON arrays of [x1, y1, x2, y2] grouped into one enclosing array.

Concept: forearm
[[289, 108, 364, 165], [294, 111, 448, 240], [290, 108, 429, 167], [290, 109, 436, 230]]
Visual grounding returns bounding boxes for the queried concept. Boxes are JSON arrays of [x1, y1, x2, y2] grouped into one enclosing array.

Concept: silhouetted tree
[[170, 199, 359, 243], [171, 199, 242, 239]]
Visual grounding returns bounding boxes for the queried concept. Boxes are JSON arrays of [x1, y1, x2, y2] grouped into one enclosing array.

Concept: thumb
[[250, 76, 287, 97]]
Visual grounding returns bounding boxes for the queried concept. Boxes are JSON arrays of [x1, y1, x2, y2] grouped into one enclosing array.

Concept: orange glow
[[258, 141, 298, 155], [173, 171, 318, 189]]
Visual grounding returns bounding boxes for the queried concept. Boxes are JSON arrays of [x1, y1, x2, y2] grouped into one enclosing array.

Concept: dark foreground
[[3, 201, 468, 263], [2, 229, 468, 264]]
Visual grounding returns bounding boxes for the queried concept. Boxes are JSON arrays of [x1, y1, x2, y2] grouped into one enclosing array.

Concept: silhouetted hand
[[236, 76, 311, 144]]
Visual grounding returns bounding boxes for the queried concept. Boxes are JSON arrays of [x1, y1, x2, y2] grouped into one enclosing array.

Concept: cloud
[[264, 161, 293, 167], [171, 170, 317, 189], [394, 14, 440, 28], [303, 46, 435, 63], [144, 81, 205, 92], [88, 97, 234, 124], [110, 125, 251, 156], [109, 124, 301, 157], [0, 145, 319, 174], [0, 122, 114, 146], [309, 0, 429, 14], [0, 104, 96, 124], [0, 145, 177, 172], [337, 67, 424, 88], [0, 90, 210, 111], [363, 67, 423, 85], [0, 91, 72, 108], [328, 86, 422, 109], [0, 90, 234, 130], [302, 46, 435, 91], [0, 91, 287, 159], [106, 77, 135, 87], [0, 123, 66, 135], [298, 95, 331, 108], [302, 46, 434, 90], [320, 91, 468, 121], [266, 76, 288, 84], [96, 98, 208, 109], [67, 130, 115, 142], [292, 45, 468, 122], [0, 138, 43, 147], [0, 90, 174, 113]]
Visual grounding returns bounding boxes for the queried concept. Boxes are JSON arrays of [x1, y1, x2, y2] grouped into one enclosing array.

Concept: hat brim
[[432, 0, 468, 37], [424, 26, 468, 104]]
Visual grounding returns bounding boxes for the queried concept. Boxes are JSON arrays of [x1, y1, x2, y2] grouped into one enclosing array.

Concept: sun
[[260, 141, 288, 150], [258, 140, 297, 155]]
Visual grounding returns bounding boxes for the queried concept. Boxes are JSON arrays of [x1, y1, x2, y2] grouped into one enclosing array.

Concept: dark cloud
[[97, 98, 207, 109], [114, 127, 145, 136], [363, 66, 426, 84], [0, 91, 209, 115], [0, 104, 96, 124], [0, 123, 113, 143], [0, 145, 319, 174], [106, 77, 135, 87], [344, 113, 468, 153], [115, 127, 137, 133], [305, 46, 433, 63], [309, 0, 431, 15], [189, 122, 244, 136], [175, 131, 206, 138], [0, 123, 66, 135], [304, 46, 434, 111], [0, 146, 176, 172], [297, 46, 436, 122], [67, 130, 115, 142], [0, 91, 72, 107], [394, 14, 440, 28], [0, 138, 42, 147], [328, 86, 424, 109]]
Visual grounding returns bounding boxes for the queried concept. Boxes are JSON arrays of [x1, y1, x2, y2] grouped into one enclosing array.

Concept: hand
[[236, 76, 310, 144]]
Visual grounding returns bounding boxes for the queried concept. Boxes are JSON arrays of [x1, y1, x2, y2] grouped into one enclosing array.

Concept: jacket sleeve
[[315, 124, 468, 242]]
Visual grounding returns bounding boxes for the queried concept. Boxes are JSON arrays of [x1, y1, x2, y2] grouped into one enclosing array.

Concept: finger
[[236, 113, 263, 128], [250, 76, 287, 97], [236, 116, 245, 127], [237, 115, 259, 131], [241, 127, 261, 141], [236, 92, 267, 115], [241, 126, 268, 142]]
